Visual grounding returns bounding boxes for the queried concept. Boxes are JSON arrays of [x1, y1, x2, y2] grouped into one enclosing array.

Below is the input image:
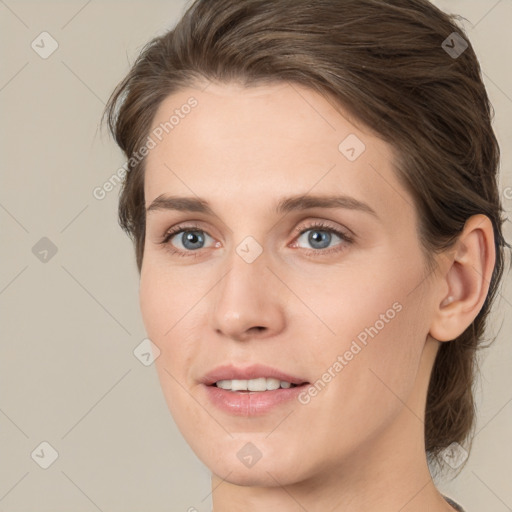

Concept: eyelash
[[292, 221, 354, 256], [158, 221, 354, 258], [159, 223, 208, 259]]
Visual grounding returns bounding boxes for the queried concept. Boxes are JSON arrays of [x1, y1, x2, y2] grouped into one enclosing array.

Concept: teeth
[[215, 378, 297, 391]]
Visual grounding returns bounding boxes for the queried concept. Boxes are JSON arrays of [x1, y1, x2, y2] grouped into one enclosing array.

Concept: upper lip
[[200, 364, 309, 386]]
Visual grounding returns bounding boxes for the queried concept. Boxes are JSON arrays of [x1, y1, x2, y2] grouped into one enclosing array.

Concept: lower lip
[[203, 384, 309, 416]]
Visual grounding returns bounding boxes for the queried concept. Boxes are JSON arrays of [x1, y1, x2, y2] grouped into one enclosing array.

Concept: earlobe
[[429, 214, 496, 343]]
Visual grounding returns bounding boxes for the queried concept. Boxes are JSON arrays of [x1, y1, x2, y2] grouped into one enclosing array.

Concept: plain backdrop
[[1, 1, 511, 510]]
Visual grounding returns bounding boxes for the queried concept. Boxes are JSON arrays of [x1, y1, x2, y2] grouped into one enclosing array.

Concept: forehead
[[143, 81, 412, 224]]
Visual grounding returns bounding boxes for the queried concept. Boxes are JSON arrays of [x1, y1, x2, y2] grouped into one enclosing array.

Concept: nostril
[[250, 326, 266, 333]]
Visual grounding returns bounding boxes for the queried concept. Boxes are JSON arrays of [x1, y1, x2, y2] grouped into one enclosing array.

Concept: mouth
[[201, 363, 309, 389], [210, 378, 308, 392], [200, 364, 310, 415]]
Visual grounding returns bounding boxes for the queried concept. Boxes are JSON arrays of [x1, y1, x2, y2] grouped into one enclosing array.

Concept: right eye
[[160, 225, 218, 257]]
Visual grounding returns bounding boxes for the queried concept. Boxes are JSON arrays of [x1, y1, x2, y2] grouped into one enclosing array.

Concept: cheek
[[289, 290, 427, 462], [139, 275, 170, 339], [291, 248, 425, 350], [139, 255, 200, 338], [139, 264, 195, 394], [294, 248, 430, 409], [139, 266, 205, 431], [139, 272, 201, 384]]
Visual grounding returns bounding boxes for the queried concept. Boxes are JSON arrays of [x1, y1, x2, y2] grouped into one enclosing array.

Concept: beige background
[[1, 1, 511, 510]]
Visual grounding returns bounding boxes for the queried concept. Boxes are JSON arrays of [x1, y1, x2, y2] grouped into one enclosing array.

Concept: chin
[[201, 440, 312, 488], [211, 462, 305, 488]]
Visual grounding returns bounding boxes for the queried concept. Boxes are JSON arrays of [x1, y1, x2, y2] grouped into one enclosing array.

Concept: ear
[[429, 214, 496, 342]]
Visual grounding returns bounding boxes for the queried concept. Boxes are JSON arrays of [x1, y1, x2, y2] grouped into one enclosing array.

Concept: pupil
[[309, 230, 331, 249], [183, 231, 204, 250]]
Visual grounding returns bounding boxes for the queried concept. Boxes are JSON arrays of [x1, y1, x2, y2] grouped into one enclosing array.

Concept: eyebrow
[[146, 193, 379, 219]]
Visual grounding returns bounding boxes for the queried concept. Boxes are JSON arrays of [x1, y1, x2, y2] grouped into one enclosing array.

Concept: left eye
[[295, 227, 345, 250]]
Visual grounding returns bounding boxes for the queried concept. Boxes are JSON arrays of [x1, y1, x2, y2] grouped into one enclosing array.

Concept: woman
[[104, 0, 509, 510]]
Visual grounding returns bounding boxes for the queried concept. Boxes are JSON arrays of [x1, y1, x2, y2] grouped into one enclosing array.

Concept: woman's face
[[140, 81, 440, 486]]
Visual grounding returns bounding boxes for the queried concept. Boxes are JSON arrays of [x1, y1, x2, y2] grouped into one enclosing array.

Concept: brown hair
[[104, 0, 510, 463]]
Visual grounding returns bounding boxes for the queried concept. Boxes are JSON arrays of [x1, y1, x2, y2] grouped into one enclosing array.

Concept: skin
[[140, 81, 495, 512]]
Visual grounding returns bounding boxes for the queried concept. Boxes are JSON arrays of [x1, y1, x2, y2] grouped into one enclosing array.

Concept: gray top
[[445, 496, 465, 511], [211, 496, 466, 511]]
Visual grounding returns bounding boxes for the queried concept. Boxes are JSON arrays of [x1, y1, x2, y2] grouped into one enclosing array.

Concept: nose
[[210, 249, 286, 342]]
